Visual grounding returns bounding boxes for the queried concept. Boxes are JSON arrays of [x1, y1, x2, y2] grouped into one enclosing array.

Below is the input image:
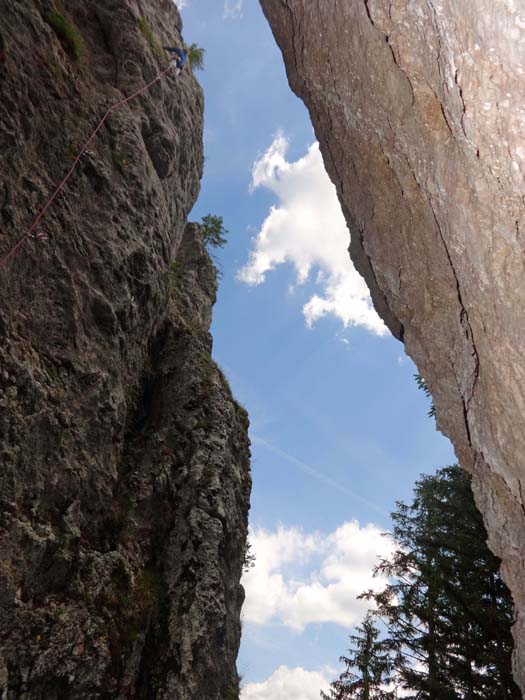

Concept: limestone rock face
[[0, 1, 250, 697], [260, 0, 525, 691]]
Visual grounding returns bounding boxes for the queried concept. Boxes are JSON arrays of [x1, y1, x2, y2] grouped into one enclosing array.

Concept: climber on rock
[[163, 46, 188, 74]]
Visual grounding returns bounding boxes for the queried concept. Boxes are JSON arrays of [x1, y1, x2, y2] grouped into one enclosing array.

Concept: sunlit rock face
[[260, 0, 525, 691], [0, 1, 250, 697]]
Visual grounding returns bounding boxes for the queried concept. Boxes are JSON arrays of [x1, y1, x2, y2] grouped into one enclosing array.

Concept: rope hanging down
[[0, 63, 174, 269]]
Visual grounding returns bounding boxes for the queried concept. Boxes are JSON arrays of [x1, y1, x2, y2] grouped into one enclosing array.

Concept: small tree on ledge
[[201, 214, 228, 250], [188, 43, 205, 70]]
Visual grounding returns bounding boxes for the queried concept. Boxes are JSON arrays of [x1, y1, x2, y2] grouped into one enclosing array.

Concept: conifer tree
[[361, 466, 519, 700], [321, 613, 397, 700]]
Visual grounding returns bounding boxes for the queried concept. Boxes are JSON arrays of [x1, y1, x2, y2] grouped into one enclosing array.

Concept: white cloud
[[173, 0, 188, 8], [224, 0, 243, 19], [240, 661, 416, 700], [241, 666, 331, 700], [239, 135, 387, 335], [242, 520, 394, 631]]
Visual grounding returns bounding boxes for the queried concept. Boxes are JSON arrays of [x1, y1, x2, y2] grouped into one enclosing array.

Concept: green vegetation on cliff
[[44, 10, 84, 60]]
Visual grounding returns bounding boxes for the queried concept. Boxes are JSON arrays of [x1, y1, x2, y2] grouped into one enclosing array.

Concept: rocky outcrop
[[260, 0, 525, 691], [0, 1, 250, 697]]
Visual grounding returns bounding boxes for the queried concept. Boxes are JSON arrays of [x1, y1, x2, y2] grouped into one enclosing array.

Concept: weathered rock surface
[[260, 0, 525, 692], [0, 1, 251, 697]]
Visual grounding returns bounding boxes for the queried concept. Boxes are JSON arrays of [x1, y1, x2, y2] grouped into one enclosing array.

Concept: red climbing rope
[[0, 63, 174, 269]]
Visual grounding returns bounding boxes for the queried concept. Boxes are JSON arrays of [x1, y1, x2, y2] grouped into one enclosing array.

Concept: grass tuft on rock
[[138, 18, 163, 59], [45, 10, 84, 61]]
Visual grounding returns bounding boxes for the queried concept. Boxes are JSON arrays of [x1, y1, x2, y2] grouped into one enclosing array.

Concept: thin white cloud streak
[[239, 135, 387, 335], [242, 521, 394, 630], [252, 435, 388, 517], [241, 666, 332, 700]]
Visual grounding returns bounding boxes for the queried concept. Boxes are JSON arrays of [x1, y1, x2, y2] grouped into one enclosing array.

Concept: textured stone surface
[[0, 1, 250, 697], [260, 0, 525, 692]]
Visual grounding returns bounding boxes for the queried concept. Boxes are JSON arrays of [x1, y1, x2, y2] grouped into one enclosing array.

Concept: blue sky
[[176, 2, 455, 697]]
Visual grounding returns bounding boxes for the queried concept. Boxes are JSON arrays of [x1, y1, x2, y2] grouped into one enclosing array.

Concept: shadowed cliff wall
[[0, 1, 251, 697]]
